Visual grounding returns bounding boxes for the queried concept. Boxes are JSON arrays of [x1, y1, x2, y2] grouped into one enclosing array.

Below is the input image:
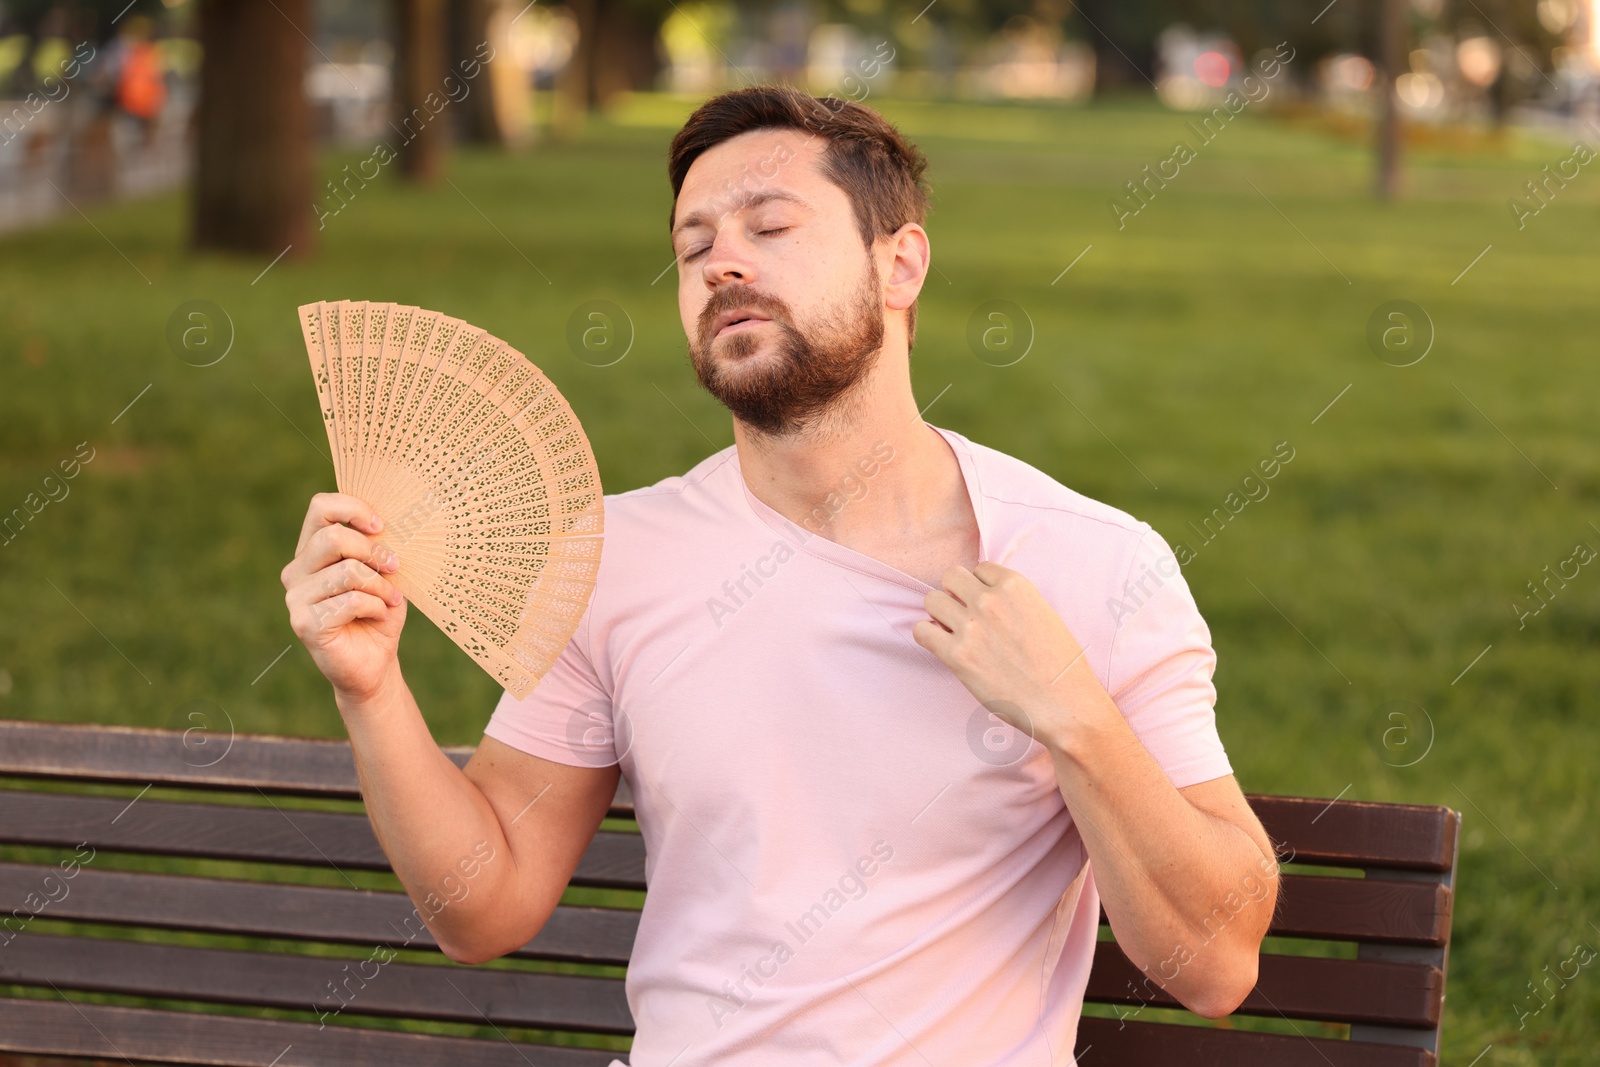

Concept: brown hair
[[667, 85, 932, 348]]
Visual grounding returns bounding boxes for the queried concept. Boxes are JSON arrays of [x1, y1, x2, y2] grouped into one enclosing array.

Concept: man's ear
[[882, 223, 930, 313]]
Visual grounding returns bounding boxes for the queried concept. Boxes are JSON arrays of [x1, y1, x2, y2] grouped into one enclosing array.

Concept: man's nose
[[700, 228, 759, 288]]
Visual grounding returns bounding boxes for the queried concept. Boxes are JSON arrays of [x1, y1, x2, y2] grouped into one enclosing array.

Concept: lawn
[[1, 91, 1597, 1063]]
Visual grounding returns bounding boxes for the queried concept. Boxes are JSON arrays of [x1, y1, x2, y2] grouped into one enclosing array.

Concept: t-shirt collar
[[732, 422, 989, 593]]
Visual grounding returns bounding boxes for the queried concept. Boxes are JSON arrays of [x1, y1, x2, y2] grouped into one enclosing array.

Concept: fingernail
[[370, 515, 384, 532], [385, 552, 398, 571]]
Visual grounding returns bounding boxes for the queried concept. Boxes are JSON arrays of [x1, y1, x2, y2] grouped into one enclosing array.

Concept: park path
[[0, 84, 194, 236]]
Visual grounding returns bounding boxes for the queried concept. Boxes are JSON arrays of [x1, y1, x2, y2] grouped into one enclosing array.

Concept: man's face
[[672, 129, 886, 438]]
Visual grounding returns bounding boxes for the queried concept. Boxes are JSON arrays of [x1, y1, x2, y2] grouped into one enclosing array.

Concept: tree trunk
[[554, 0, 599, 136], [1075, 0, 1154, 95], [1374, 0, 1405, 200], [553, 0, 663, 132], [451, 0, 503, 145], [448, 0, 536, 149], [192, 0, 314, 256], [594, 0, 664, 102], [1487, 63, 1511, 128], [394, 0, 450, 183]]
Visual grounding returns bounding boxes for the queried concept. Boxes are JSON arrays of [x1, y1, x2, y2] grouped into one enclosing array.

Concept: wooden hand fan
[[297, 300, 603, 699]]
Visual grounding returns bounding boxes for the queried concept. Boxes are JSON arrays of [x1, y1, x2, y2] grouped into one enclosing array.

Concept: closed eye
[[680, 227, 792, 263]]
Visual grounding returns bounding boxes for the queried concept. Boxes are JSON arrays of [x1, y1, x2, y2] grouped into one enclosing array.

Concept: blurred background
[[1, 0, 1597, 1062]]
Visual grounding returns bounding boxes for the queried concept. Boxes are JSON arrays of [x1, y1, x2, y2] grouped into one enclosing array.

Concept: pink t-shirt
[[484, 423, 1232, 1065]]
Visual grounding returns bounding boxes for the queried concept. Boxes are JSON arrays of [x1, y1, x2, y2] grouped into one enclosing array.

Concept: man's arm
[[283, 492, 617, 965], [1041, 702, 1277, 1016], [337, 673, 619, 965], [915, 560, 1277, 1018]]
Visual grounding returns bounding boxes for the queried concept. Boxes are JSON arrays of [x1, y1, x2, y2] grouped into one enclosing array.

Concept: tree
[[1071, 0, 1169, 94], [393, 0, 450, 182], [555, 0, 668, 129], [451, 0, 504, 145], [1374, 0, 1405, 199], [193, 0, 315, 256], [449, 0, 538, 148]]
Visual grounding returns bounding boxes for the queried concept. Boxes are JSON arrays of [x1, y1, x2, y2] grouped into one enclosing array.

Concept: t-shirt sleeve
[[481, 596, 621, 768], [1104, 525, 1233, 789]]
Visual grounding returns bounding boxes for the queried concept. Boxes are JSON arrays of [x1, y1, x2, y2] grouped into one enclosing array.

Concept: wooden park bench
[[0, 719, 1460, 1066]]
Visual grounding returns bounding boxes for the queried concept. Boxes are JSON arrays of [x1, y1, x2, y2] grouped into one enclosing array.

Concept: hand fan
[[297, 300, 603, 699]]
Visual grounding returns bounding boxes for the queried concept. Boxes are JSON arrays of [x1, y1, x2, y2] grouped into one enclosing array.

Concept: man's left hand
[[913, 561, 1098, 742]]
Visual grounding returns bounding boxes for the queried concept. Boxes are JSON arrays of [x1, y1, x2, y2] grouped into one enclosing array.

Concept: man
[[282, 84, 1279, 1065]]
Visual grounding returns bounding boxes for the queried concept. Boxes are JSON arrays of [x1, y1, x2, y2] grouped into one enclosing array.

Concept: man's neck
[[732, 360, 973, 555]]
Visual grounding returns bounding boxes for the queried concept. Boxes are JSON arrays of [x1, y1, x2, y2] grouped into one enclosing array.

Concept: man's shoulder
[[576, 448, 744, 625], [584, 446, 754, 596], [600, 445, 740, 520], [955, 428, 1155, 546]]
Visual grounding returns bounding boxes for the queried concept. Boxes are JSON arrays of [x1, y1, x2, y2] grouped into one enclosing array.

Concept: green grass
[[2, 92, 1597, 1063]]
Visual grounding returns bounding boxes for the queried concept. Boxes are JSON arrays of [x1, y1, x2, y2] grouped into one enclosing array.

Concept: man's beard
[[688, 253, 885, 439]]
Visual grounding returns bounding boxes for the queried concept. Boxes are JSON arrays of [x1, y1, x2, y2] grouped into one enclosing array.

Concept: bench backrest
[[0, 720, 1458, 1066]]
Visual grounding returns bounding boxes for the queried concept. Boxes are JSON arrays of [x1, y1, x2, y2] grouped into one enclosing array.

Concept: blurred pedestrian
[[108, 15, 166, 146]]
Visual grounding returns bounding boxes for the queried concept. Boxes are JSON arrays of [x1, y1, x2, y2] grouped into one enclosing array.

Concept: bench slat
[[0, 931, 635, 1034], [1085, 943, 1443, 1028], [0, 720, 638, 820], [0, 720, 421, 799], [1096, 873, 1451, 947], [1249, 795, 1456, 873], [0, 723, 1455, 871], [0, 995, 621, 1066], [0, 786, 1451, 888], [0, 855, 1442, 972], [0, 790, 647, 889], [1270, 874, 1451, 946], [0, 861, 638, 966], [1074, 1018, 1435, 1066]]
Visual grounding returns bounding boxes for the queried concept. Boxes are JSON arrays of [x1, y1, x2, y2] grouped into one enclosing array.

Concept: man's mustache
[[699, 293, 791, 342]]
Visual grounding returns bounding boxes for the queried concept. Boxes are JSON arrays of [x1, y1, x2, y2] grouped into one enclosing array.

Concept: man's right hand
[[281, 492, 407, 705], [279, 495, 617, 967]]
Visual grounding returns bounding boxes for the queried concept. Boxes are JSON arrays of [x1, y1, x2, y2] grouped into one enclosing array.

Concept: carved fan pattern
[[298, 300, 603, 699]]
